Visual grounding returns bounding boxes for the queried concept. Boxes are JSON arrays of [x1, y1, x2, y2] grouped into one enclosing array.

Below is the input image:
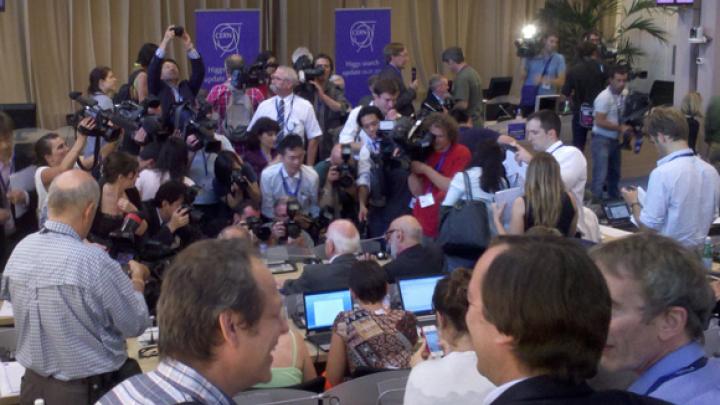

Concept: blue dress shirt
[[629, 342, 720, 405]]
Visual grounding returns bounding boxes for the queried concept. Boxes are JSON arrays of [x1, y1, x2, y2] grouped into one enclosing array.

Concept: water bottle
[[702, 236, 713, 270]]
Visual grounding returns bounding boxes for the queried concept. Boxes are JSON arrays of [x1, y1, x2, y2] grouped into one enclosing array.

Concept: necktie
[[276, 98, 286, 135]]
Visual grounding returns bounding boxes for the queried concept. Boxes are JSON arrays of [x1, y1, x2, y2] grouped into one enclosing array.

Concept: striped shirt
[[0, 220, 149, 380], [98, 358, 235, 405]]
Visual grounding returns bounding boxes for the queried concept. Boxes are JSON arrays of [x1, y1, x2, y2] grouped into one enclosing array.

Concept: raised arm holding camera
[[148, 25, 205, 131]]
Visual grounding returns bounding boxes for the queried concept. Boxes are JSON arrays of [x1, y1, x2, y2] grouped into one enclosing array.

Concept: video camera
[[68, 92, 126, 142], [181, 185, 205, 223], [336, 144, 356, 188], [283, 197, 303, 240], [293, 55, 325, 84], [228, 58, 270, 90], [620, 92, 652, 154], [376, 116, 434, 167], [230, 161, 258, 195], [514, 24, 543, 58], [172, 99, 220, 153], [245, 216, 272, 242]]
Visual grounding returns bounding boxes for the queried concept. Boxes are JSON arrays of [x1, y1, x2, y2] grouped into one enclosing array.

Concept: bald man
[[281, 219, 361, 295], [383, 215, 445, 282], [1, 170, 150, 403]]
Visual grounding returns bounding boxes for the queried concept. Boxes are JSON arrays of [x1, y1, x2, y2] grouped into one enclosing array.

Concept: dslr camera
[[336, 144, 356, 189], [282, 197, 303, 240], [172, 99, 220, 153]]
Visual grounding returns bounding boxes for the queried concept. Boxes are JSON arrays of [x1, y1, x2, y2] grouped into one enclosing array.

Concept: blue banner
[[195, 9, 261, 90], [335, 8, 391, 106]]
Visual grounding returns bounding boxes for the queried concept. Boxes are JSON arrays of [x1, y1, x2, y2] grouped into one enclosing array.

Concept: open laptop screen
[[303, 289, 353, 332], [398, 275, 444, 316]]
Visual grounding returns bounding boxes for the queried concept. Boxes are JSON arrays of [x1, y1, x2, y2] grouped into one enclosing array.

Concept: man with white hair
[[383, 215, 445, 282], [248, 65, 323, 165], [280, 219, 360, 294]]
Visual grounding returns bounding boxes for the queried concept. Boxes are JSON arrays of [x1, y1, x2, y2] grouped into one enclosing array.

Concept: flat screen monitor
[[303, 289, 353, 332], [535, 95, 561, 113], [398, 275, 444, 316]]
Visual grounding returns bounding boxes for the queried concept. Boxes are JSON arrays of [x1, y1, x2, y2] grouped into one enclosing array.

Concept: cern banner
[[195, 9, 261, 90], [335, 8, 391, 106]]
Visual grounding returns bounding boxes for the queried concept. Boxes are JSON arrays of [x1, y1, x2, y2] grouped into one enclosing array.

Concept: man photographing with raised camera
[[148, 25, 205, 131]]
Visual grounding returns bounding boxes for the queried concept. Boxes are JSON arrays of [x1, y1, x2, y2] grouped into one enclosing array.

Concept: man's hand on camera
[[168, 207, 190, 233], [310, 80, 325, 95], [410, 161, 429, 176], [327, 166, 340, 184], [77, 117, 96, 136], [161, 26, 176, 48], [385, 109, 400, 121]]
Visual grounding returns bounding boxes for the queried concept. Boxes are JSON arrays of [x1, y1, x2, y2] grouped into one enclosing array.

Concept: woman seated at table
[[492, 152, 577, 236], [326, 261, 418, 386], [91, 151, 147, 240], [252, 330, 317, 389], [404, 267, 495, 404]]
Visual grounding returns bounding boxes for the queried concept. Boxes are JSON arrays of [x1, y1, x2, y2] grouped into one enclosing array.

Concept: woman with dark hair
[[33, 118, 104, 222], [441, 139, 509, 269], [494, 151, 577, 236], [326, 261, 418, 386], [135, 137, 195, 201], [242, 117, 280, 175], [213, 150, 260, 212], [404, 268, 495, 404], [91, 151, 147, 240], [88, 66, 117, 110], [133, 43, 159, 103]]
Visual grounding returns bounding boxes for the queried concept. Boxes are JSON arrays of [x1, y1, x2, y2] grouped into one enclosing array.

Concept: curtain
[[0, 0, 545, 129]]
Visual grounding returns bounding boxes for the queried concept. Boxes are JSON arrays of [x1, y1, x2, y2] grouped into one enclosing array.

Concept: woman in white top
[[135, 137, 195, 201], [34, 119, 113, 223], [404, 268, 495, 404], [442, 139, 509, 270]]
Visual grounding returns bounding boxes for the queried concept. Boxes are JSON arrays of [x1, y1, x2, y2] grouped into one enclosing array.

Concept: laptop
[[303, 289, 353, 351], [602, 200, 637, 231], [397, 275, 444, 325]]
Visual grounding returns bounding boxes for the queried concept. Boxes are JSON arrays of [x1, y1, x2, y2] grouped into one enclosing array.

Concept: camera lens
[[172, 26, 185, 37]]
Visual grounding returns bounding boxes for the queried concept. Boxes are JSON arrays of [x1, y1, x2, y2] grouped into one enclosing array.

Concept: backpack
[[113, 69, 144, 104]]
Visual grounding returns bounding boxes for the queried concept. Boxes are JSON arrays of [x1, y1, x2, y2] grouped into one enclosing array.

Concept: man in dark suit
[[281, 219, 360, 295], [466, 236, 669, 405], [420, 74, 452, 115], [377, 42, 417, 117], [148, 25, 205, 131], [141, 180, 199, 249], [383, 215, 444, 282]]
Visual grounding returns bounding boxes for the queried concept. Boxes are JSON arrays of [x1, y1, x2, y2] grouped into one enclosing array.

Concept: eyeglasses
[[384, 229, 398, 239]]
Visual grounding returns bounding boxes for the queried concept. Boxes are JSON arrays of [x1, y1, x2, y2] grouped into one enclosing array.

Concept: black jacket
[[141, 201, 201, 249], [147, 52, 206, 130], [492, 375, 671, 405], [282, 253, 358, 295], [420, 92, 447, 115], [377, 64, 416, 116], [383, 243, 445, 283], [561, 58, 607, 112]]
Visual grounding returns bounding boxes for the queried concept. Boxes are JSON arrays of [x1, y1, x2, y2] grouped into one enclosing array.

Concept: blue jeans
[[591, 134, 621, 200]]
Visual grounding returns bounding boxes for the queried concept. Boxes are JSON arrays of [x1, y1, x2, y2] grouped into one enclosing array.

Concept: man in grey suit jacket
[[281, 220, 360, 295]]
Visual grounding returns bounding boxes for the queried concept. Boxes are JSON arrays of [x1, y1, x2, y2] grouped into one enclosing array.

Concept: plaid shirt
[[98, 358, 235, 405], [207, 81, 264, 120], [0, 220, 149, 380]]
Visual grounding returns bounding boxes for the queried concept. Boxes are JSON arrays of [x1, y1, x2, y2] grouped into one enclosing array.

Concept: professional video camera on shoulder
[[514, 24, 543, 58], [376, 116, 434, 166], [228, 58, 270, 90], [68, 92, 124, 142]]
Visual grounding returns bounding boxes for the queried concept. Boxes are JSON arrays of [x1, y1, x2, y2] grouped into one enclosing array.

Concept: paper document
[[0, 361, 24, 396], [494, 187, 524, 226], [0, 302, 13, 318]]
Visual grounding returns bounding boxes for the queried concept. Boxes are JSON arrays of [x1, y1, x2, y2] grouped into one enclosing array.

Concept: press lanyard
[[280, 168, 302, 197], [425, 148, 450, 193], [667, 152, 695, 163], [644, 356, 708, 395], [547, 143, 563, 155]]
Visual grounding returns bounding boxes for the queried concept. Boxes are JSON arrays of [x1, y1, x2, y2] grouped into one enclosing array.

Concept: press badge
[[418, 193, 435, 208]]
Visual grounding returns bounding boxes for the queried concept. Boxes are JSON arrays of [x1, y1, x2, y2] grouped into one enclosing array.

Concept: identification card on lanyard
[[280, 168, 302, 197], [419, 149, 450, 208]]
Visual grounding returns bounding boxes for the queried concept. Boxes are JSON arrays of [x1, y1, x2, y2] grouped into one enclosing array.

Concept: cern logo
[[212, 23, 243, 56], [349, 20, 376, 53]]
